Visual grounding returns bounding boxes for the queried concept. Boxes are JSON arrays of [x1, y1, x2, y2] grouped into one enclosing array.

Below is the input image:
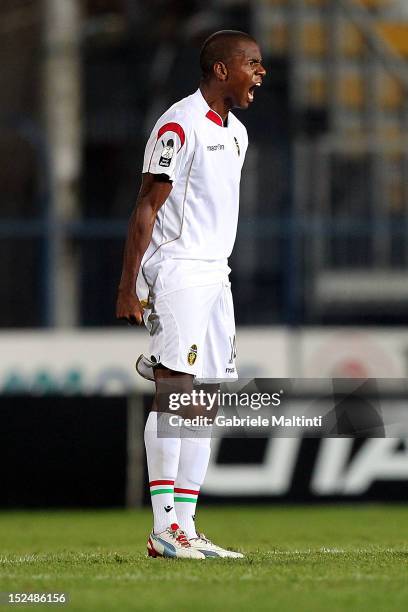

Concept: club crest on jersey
[[159, 138, 174, 167], [234, 137, 240, 156], [187, 344, 198, 366]]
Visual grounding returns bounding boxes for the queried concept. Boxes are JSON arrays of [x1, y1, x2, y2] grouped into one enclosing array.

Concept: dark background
[[3, 0, 407, 328], [1, 396, 407, 507]]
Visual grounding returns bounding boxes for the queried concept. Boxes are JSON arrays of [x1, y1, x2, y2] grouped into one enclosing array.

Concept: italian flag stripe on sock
[[149, 480, 174, 496], [174, 487, 199, 502]]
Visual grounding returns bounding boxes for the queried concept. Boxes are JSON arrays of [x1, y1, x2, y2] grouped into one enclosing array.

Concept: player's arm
[[116, 172, 172, 325]]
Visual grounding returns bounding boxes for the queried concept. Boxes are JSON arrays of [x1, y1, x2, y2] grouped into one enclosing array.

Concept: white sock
[[144, 411, 181, 534], [174, 425, 211, 539]]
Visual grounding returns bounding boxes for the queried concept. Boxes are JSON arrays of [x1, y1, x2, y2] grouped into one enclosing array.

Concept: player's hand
[[116, 289, 144, 325]]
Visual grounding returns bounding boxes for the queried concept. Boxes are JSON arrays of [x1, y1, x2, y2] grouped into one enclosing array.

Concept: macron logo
[[207, 144, 225, 151]]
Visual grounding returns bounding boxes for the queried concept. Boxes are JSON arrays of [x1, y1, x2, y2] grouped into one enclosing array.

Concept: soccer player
[[116, 30, 266, 558]]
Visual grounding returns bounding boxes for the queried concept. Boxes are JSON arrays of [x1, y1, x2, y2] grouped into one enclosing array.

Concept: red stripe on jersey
[[157, 122, 185, 151], [149, 480, 174, 487], [205, 110, 223, 127], [174, 487, 199, 495]]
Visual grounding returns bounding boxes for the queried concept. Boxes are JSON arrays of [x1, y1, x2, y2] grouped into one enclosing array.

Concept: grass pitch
[[1, 505, 408, 611]]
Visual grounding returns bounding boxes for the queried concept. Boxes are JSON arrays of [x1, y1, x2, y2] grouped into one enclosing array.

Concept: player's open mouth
[[247, 83, 261, 103]]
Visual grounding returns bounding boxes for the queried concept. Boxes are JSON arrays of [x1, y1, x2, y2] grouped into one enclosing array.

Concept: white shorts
[[136, 282, 237, 381]]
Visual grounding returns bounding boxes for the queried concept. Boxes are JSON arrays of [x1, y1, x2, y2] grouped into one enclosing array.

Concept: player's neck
[[199, 83, 230, 124]]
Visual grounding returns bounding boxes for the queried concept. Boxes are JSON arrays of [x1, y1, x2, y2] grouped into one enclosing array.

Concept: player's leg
[[146, 286, 221, 543], [145, 370, 183, 536], [145, 366, 205, 559], [181, 282, 244, 558], [140, 285, 224, 558], [174, 384, 215, 541]]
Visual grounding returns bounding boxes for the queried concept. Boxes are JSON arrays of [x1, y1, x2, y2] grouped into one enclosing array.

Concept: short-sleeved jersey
[[137, 88, 248, 301]]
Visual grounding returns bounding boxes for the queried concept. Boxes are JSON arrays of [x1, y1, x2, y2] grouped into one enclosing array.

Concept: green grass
[[1, 505, 408, 611]]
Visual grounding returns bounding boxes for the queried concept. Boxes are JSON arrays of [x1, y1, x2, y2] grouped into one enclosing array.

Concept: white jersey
[[137, 88, 248, 300]]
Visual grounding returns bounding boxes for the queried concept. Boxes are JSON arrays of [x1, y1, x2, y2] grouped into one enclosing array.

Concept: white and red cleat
[[147, 523, 205, 559]]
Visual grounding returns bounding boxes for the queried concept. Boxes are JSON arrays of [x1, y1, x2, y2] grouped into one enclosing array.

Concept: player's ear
[[213, 61, 228, 81]]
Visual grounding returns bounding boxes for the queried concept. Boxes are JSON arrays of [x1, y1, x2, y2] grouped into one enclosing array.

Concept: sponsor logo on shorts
[[207, 144, 225, 151], [234, 136, 240, 156], [225, 367, 236, 374], [159, 138, 174, 167], [187, 344, 198, 366]]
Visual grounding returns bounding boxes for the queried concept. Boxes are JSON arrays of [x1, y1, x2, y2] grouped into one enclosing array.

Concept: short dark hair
[[199, 30, 256, 79]]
